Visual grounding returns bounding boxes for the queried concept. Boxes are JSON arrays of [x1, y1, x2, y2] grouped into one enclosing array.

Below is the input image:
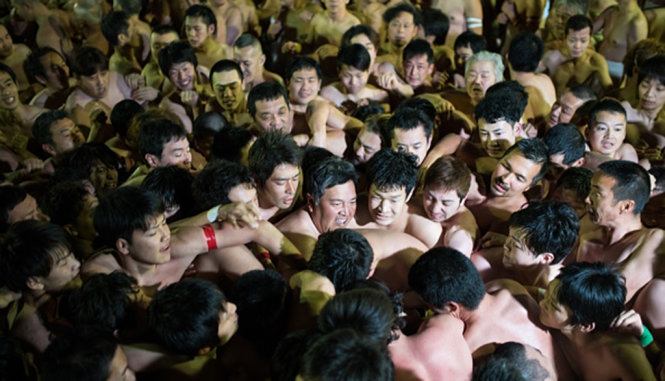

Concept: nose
[[379, 198, 390, 212], [227, 302, 237, 315], [285, 180, 295, 194]]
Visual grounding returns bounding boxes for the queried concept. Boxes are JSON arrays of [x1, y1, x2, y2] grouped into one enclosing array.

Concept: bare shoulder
[[81, 251, 122, 276]]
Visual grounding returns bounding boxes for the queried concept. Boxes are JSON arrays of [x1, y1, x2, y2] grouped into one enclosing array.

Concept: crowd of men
[[1, 0, 665, 379]]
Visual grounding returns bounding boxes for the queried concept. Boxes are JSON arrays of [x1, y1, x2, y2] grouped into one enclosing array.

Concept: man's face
[[212, 69, 244, 112], [168, 61, 195, 91], [478, 118, 517, 158], [253, 96, 293, 133], [350, 34, 376, 67], [233, 45, 263, 84], [550, 185, 587, 219], [0, 25, 14, 57], [150, 32, 179, 61], [153, 137, 192, 169], [503, 226, 542, 268], [539, 279, 573, 330], [369, 184, 408, 226], [587, 111, 626, 158], [35, 247, 80, 292], [550, 5, 577, 40], [74, 193, 99, 241], [90, 161, 119, 195], [48, 117, 85, 155], [309, 180, 357, 233], [455, 44, 473, 68], [218, 301, 238, 345], [638, 78, 665, 113], [391, 126, 431, 166], [227, 182, 259, 211], [261, 163, 300, 209], [352, 126, 382, 164], [38, 51, 71, 90], [339, 64, 369, 95], [466, 60, 497, 104], [107, 346, 136, 381], [288, 68, 321, 105], [422, 186, 463, 222], [323, 0, 348, 13], [7, 194, 50, 224], [404, 54, 433, 88], [185, 16, 214, 48], [586, 172, 620, 226], [387, 12, 417, 48], [11, 0, 32, 21], [79, 69, 110, 99], [548, 91, 584, 128], [126, 214, 171, 264], [0, 71, 19, 110], [490, 149, 542, 197], [566, 27, 590, 58]]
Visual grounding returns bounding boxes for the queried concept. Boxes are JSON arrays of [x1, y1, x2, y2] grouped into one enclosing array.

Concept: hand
[[378, 72, 399, 90], [476, 231, 508, 250], [281, 41, 301, 54], [267, 19, 282, 39], [22, 158, 46, 173], [216, 201, 260, 228], [180, 90, 199, 107], [610, 309, 644, 338], [124, 73, 145, 90], [433, 71, 450, 89], [315, 44, 338, 59], [132, 86, 159, 103], [522, 122, 538, 138], [85, 101, 109, 125]]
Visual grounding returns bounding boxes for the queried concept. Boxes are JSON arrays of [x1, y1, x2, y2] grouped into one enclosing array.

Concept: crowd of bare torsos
[[1, 0, 665, 379]]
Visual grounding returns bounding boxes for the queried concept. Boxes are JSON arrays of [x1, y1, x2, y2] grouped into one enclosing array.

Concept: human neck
[[514, 263, 561, 289], [602, 216, 643, 245], [460, 293, 488, 324], [115, 43, 135, 59], [328, 8, 347, 22], [120, 255, 159, 286]]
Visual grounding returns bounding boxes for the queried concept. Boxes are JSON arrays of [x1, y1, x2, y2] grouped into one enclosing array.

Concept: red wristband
[[259, 251, 270, 260], [202, 224, 217, 251]]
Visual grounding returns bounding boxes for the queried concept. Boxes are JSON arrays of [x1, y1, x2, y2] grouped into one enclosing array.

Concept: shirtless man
[[385, 107, 433, 167], [301, 0, 360, 47], [184, 5, 230, 71], [141, 26, 179, 92], [381, 39, 437, 99], [546, 84, 596, 130], [233, 33, 283, 93], [0, 185, 50, 233], [0, 25, 31, 96], [101, 11, 142, 76], [207, 0, 243, 46], [622, 55, 665, 148], [575, 160, 665, 302], [32, 109, 85, 158], [10, 0, 73, 58], [583, 99, 638, 170], [379, 3, 420, 61], [355, 149, 442, 248], [593, 0, 647, 81], [112, 0, 151, 66], [0, 63, 45, 133], [507, 32, 556, 107], [430, 0, 483, 47], [25, 47, 75, 109], [208, 59, 252, 128]]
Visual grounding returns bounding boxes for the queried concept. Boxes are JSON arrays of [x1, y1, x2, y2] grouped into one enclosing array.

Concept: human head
[[43, 181, 98, 241], [472, 342, 550, 381], [305, 157, 358, 233], [60, 143, 120, 196], [623, 40, 665, 81], [474, 84, 525, 158], [138, 118, 191, 169], [422, 156, 471, 222], [113, 0, 142, 14], [101, 10, 133, 47], [25, 47, 70, 90], [148, 279, 236, 355], [184, 4, 217, 48], [158, 41, 198, 91], [465, 51, 504, 104], [33, 110, 85, 157], [548, 0, 588, 41], [366, 149, 419, 226], [341, 25, 380, 68], [285, 56, 322, 105], [0, 24, 13, 58], [564, 15, 592, 58], [550, 166, 593, 218], [141, 166, 196, 220], [192, 111, 229, 159], [637, 55, 665, 114], [422, 8, 449, 45], [210, 59, 245, 113], [649, 166, 665, 196], [248, 131, 301, 209], [402, 39, 435, 89], [337, 44, 371, 95], [548, 85, 596, 128], [490, 139, 549, 197], [352, 114, 386, 165], [110, 100, 143, 140], [383, 2, 421, 49], [233, 33, 265, 85], [540, 262, 625, 332], [0, 185, 49, 232], [247, 82, 293, 133], [586, 99, 627, 158], [211, 126, 254, 164], [454, 31, 487, 68], [386, 107, 433, 166], [0, 62, 19, 110], [0, 220, 79, 293], [150, 25, 179, 62], [309, 229, 374, 291], [508, 32, 544, 73], [544, 123, 585, 170], [192, 159, 257, 210], [72, 47, 110, 99], [408, 247, 485, 311]]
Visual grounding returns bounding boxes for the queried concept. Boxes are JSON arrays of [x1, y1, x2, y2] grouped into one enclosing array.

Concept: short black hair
[[184, 4, 217, 30], [508, 32, 544, 72], [588, 99, 626, 124], [285, 56, 322, 82], [110, 100, 143, 138], [408, 247, 485, 310], [351, 102, 385, 122], [305, 156, 358, 205], [210, 59, 244, 85], [473, 342, 550, 381], [158, 41, 198, 77], [114, 0, 142, 14], [101, 10, 130, 47], [310, 229, 374, 292], [402, 39, 434, 64], [211, 126, 253, 162], [247, 82, 290, 117], [544, 123, 586, 165], [248, 131, 301, 187], [148, 279, 226, 356], [24, 46, 63, 83], [341, 25, 380, 49], [137, 117, 188, 161], [568, 84, 597, 102], [337, 44, 371, 72], [32, 109, 70, 145], [422, 8, 449, 45], [192, 160, 254, 209], [649, 166, 665, 192], [554, 167, 593, 202], [503, 139, 550, 185], [193, 111, 229, 142], [42, 180, 92, 227], [0, 62, 17, 83], [565, 15, 592, 35], [72, 47, 108, 77], [233, 33, 261, 49], [0, 185, 28, 233], [141, 165, 196, 217], [58, 143, 120, 185], [382, 2, 422, 26], [638, 54, 665, 86], [598, 160, 651, 214], [479, 81, 528, 125], [386, 107, 434, 142], [366, 149, 419, 195], [454, 31, 487, 52]]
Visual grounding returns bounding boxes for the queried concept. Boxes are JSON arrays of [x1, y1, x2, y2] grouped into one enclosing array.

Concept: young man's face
[[548, 91, 585, 128], [185, 16, 214, 48], [253, 96, 293, 133], [150, 31, 179, 61], [79, 69, 110, 99], [47, 117, 85, 155], [565, 27, 590, 58], [90, 160, 119, 196], [218, 301, 238, 345], [585, 172, 621, 227], [455, 44, 474, 68], [7, 194, 50, 224], [227, 182, 259, 211], [350, 34, 376, 67], [233, 45, 264, 84], [490, 149, 542, 197], [549, 185, 587, 219], [288, 67, 321, 105], [422, 186, 463, 222], [403, 54, 433, 88], [125, 213, 171, 264], [352, 126, 382, 165], [168, 61, 196, 91], [107, 346, 136, 381], [587, 111, 626, 158], [638, 77, 665, 113], [38, 51, 70, 90], [0, 71, 19, 110], [503, 226, 548, 268], [391, 126, 431, 166], [308, 180, 357, 233], [339, 64, 369, 95], [148, 137, 192, 169], [387, 12, 417, 48], [368, 184, 408, 226], [0, 25, 14, 57], [539, 279, 574, 330], [466, 60, 497, 104], [261, 163, 300, 209], [212, 69, 245, 112], [478, 118, 518, 158], [33, 246, 81, 293]]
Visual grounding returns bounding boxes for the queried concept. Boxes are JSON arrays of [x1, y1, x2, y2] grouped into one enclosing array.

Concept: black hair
[[386, 107, 434, 142], [0, 185, 28, 233], [568, 84, 597, 102], [58, 143, 120, 185], [554, 167, 593, 202], [71, 47, 108, 77], [101, 10, 130, 47], [0, 62, 16, 83], [0, 334, 31, 381], [42, 181, 92, 227], [472, 356, 527, 381], [598, 160, 651, 214], [337, 44, 371, 71], [152, 24, 178, 36], [509, 200, 579, 264], [209, 59, 244, 85], [192, 160, 254, 209], [382, 2, 422, 26], [141, 165, 196, 217], [454, 31, 487, 52], [114, 0, 142, 15], [396, 96, 437, 122], [111, 99, 143, 138], [158, 41, 198, 77], [508, 32, 544, 72], [503, 139, 550, 185], [473, 342, 549, 381], [366, 149, 419, 195], [341, 25, 380, 49], [402, 39, 434, 64], [351, 102, 385, 122], [32, 109, 70, 146], [93, 186, 165, 248], [210, 126, 253, 162], [271, 329, 322, 381], [565, 15, 592, 35], [422, 8, 449, 45], [556, 262, 626, 332], [637, 54, 665, 87], [0, 220, 72, 292], [408, 247, 485, 309], [588, 99, 626, 124], [248, 131, 301, 187], [137, 117, 188, 161], [193, 111, 229, 142], [543, 123, 585, 165], [184, 4, 217, 30], [233, 33, 260, 49], [649, 166, 665, 192], [309, 229, 374, 292], [24, 46, 63, 83], [247, 82, 290, 117], [285, 56, 322, 82], [148, 279, 226, 356], [477, 81, 527, 125], [305, 156, 358, 205]]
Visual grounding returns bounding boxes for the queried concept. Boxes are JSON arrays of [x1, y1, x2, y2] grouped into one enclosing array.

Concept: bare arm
[[628, 15, 648, 51], [226, 7, 244, 46], [420, 133, 464, 170]]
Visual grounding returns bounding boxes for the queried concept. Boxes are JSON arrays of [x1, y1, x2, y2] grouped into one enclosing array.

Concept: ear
[[197, 347, 213, 356], [35, 74, 48, 86], [42, 143, 57, 157], [305, 193, 315, 213], [427, 63, 435, 75], [578, 322, 595, 333], [144, 153, 160, 168], [259, 54, 266, 66], [116, 237, 131, 255], [117, 32, 129, 46], [619, 199, 635, 215], [537, 252, 555, 265], [26, 277, 44, 292], [513, 120, 523, 137], [207, 24, 216, 36], [571, 157, 585, 167], [63, 224, 79, 237], [405, 187, 415, 203]]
